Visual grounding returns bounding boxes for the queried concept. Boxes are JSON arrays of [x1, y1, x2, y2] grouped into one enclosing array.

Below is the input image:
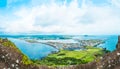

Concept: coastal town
[[24, 38, 105, 50]]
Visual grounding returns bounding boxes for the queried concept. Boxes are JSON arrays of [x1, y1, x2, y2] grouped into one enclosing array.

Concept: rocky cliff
[[96, 36, 120, 69], [0, 38, 40, 69], [73, 36, 120, 69], [0, 36, 120, 69], [68, 36, 120, 69]]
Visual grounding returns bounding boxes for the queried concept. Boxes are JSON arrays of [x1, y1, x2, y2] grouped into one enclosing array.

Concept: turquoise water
[[9, 38, 58, 59], [0, 35, 118, 59], [73, 35, 118, 51], [97, 36, 118, 51]]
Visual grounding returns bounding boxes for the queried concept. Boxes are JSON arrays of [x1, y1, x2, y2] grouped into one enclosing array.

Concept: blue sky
[[0, 0, 120, 35], [0, 0, 6, 8]]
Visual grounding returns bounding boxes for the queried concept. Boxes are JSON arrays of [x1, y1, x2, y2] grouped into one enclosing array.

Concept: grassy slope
[[0, 38, 109, 67], [33, 46, 107, 66], [0, 38, 33, 65]]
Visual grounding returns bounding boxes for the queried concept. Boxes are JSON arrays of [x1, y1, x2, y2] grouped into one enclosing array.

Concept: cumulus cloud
[[1, 0, 120, 35]]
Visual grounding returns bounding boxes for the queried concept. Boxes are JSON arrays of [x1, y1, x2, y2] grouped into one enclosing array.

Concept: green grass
[[22, 55, 33, 65], [33, 46, 107, 66], [0, 38, 33, 65], [0, 38, 109, 67]]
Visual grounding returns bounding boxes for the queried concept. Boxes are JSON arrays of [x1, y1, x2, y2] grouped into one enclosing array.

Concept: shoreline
[[23, 38, 105, 50]]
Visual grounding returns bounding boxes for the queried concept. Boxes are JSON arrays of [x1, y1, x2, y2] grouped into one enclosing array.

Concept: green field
[[33, 46, 109, 66], [0, 38, 110, 67]]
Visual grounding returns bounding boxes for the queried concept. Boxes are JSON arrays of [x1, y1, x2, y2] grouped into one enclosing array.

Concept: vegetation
[[32, 46, 108, 66], [0, 38, 33, 65], [0, 38, 110, 67], [22, 55, 33, 65], [0, 38, 21, 53]]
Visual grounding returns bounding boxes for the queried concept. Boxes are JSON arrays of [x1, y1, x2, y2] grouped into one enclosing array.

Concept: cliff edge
[[96, 36, 120, 69], [0, 38, 39, 69], [0, 36, 120, 69]]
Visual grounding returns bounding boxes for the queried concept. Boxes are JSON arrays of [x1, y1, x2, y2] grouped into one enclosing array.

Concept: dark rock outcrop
[[116, 36, 120, 49], [0, 39, 39, 69], [0, 46, 38, 69], [95, 36, 120, 69]]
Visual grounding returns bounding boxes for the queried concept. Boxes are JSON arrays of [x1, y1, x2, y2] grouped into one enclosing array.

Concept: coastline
[[0, 36, 119, 69], [24, 39, 105, 50]]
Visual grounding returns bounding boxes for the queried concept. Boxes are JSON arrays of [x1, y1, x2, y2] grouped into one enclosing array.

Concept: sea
[[0, 35, 118, 59]]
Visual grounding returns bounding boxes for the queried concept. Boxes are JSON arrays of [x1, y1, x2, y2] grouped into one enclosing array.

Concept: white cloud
[[2, 0, 120, 35], [111, 0, 120, 7]]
